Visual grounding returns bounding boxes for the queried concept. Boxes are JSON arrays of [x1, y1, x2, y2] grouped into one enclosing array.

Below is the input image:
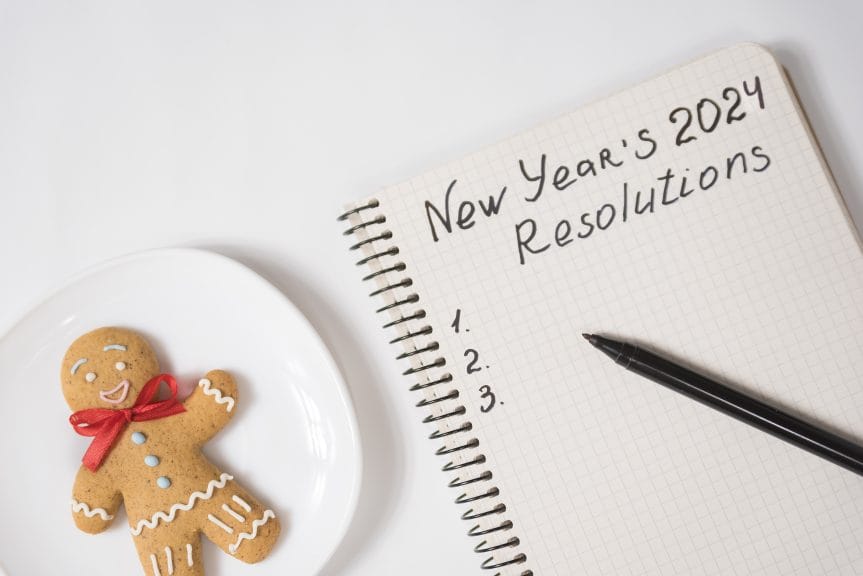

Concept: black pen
[[583, 333, 863, 476]]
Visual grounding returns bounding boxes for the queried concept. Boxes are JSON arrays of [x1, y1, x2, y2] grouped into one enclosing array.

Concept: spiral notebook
[[339, 44, 863, 575]]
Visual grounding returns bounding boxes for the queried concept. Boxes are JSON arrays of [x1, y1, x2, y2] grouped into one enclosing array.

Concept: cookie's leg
[[200, 482, 281, 564], [133, 531, 204, 576]]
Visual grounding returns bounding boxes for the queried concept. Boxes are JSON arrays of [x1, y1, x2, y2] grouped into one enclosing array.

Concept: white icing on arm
[[197, 378, 235, 412], [71, 499, 114, 521]]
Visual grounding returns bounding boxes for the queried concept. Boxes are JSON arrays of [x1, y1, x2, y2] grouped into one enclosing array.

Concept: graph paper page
[[353, 44, 863, 574]]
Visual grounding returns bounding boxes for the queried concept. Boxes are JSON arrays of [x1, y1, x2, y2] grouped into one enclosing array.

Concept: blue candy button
[[131, 432, 146, 445], [156, 476, 171, 489], [144, 455, 160, 467]]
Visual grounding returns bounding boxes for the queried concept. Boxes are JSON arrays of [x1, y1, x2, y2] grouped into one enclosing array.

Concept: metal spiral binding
[[339, 200, 532, 576]]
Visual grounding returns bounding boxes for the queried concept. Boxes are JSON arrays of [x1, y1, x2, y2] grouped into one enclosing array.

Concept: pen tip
[[582, 333, 593, 341]]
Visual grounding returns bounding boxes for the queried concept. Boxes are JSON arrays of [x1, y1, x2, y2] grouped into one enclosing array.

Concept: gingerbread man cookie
[[62, 327, 280, 575]]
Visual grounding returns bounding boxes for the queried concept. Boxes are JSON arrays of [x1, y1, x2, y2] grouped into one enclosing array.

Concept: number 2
[[669, 107, 696, 146], [722, 87, 746, 124], [464, 348, 482, 374]]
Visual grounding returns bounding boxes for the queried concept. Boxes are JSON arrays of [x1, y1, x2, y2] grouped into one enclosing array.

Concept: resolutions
[[515, 145, 771, 265]]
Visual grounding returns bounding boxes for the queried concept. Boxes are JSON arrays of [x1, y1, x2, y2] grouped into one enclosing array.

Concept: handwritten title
[[423, 76, 771, 265]]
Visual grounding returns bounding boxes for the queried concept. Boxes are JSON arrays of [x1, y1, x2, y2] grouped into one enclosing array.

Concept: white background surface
[[2, 1, 862, 574]]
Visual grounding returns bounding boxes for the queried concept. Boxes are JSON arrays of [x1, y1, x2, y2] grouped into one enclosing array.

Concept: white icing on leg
[[207, 513, 234, 534], [231, 494, 252, 513], [130, 473, 233, 536], [186, 543, 194, 567], [229, 510, 276, 555], [197, 378, 235, 412], [71, 499, 114, 521], [150, 553, 161, 576], [165, 546, 173, 576], [222, 503, 245, 522]]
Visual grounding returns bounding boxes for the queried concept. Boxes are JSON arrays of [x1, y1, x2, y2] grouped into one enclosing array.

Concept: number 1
[[451, 308, 462, 333]]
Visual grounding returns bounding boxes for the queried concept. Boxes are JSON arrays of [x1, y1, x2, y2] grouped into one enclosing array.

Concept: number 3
[[479, 385, 496, 413]]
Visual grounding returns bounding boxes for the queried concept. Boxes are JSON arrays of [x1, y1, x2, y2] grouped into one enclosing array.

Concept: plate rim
[[0, 246, 363, 574]]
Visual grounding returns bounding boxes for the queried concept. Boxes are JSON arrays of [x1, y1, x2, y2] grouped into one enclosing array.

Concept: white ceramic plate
[[0, 249, 361, 576]]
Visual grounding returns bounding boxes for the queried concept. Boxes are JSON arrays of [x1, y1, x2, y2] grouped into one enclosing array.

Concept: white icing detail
[[150, 553, 161, 576], [115, 361, 127, 371], [186, 543, 193, 567], [222, 503, 245, 522], [198, 378, 235, 412], [229, 510, 275, 555], [207, 513, 233, 534], [99, 379, 130, 404], [232, 494, 252, 513], [165, 546, 173, 576], [71, 499, 114, 521], [71, 358, 87, 375], [103, 344, 127, 351], [130, 473, 233, 536], [85, 372, 97, 382]]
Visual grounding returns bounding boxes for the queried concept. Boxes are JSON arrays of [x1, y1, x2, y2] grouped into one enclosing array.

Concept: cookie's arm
[[183, 369, 238, 442], [71, 466, 122, 534]]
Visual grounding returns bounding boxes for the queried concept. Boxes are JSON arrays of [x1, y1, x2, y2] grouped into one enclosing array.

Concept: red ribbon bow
[[69, 374, 186, 472]]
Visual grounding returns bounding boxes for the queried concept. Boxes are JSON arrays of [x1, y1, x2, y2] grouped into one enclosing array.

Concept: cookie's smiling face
[[61, 327, 160, 411]]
